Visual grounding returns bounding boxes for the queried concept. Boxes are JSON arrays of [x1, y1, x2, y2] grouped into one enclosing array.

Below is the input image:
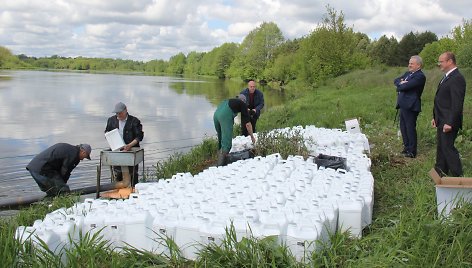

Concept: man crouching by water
[[26, 143, 91, 197]]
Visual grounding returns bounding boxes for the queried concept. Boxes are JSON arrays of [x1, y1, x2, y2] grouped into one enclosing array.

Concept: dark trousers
[[435, 127, 462, 176], [29, 170, 70, 197], [241, 117, 257, 136], [399, 109, 419, 155]]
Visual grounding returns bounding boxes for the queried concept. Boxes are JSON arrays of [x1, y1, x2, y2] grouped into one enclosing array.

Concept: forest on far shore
[[0, 7, 471, 92]]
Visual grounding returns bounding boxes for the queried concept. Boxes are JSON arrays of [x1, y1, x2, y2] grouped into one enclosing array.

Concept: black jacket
[[26, 143, 81, 182], [105, 114, 144, 146], [240, 88, 265, 119], [433, 68, 466, 129]]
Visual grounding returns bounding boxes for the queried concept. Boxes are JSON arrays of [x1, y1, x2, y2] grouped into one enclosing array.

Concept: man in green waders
[[214, 94, 256, 166]]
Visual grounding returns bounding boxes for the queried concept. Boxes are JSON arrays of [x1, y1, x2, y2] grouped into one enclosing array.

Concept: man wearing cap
[[240, 80, 264, 136], [213, 95, 256, 166], [26, 143, 91, 197], [105, 102, 144, 185]]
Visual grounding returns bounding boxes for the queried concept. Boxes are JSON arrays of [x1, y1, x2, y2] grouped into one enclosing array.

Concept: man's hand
[[443, 124, 452, 133], [122, 139, 138, 151], [123, 144, 132, 151], [431, 119, 436, 128]]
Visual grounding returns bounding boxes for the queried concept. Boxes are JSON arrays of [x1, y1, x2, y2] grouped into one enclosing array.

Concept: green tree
[[263, 39, 300, 82], [297, 6, 369, 86], [368, 35, 399, 66], [166, 53, 186, 74], [417, 31, 438, 48], [419, 38, 456, 68], [0, 46, 13, 68], [397, 32, 418, 65], [452, 19, 472, 68], [397, 31, 438, 66], [452, 19, 472, 47], [184, 51, 204, 75], [213, 43, 238, 79], [457, 43, 472, 68], [228, 22, 284, 80], [144, 59, 167, 73]]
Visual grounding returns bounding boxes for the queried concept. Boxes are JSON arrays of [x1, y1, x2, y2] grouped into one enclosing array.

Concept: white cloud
[[0, 0, 469, 61]]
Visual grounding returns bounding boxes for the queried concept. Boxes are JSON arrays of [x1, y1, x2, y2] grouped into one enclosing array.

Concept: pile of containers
[[15, 125, 373, 261]]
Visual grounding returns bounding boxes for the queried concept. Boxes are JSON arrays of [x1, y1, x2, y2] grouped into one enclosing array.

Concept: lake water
[[0, 70, 285, 200]]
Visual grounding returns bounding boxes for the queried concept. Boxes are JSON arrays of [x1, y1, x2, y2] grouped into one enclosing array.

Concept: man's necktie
[[405, 72, 412, 81], [439, 75, 447, 84]]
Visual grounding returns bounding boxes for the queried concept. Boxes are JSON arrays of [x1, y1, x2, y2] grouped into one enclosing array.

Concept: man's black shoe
[[404, 152, 416, 158], [434, 167, 447, 177], [401, 149, 407, 154]]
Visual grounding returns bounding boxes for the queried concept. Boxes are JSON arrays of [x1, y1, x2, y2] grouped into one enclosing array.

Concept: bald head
[[248, 80, 256, 94]]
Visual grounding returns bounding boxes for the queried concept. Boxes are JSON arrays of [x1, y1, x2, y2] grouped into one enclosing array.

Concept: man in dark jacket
[[240, 80, 264, 136], [432, 52, 466, 177], [26, 143, 91, 197], [105, 102, 144, 185], [394, 55, 426, 158]]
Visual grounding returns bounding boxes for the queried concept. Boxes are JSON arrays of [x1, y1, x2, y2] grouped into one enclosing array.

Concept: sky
[[0, 0, 470, 62]]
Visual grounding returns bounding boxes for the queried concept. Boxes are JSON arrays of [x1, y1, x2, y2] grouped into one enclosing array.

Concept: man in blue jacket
[[26, 143, 91, 197], [394, 55, 426, 158], [240, 80, 264, 136]]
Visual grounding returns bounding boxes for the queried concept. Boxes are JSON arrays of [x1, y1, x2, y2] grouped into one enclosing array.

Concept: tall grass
[[196, 224, 298, 267], [254, 130, 309, 159], [150, 137, 218, 180], [1, 67, 472, 267]]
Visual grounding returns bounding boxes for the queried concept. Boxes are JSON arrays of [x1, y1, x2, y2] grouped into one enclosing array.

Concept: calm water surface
[[0, 70, 285, 199]]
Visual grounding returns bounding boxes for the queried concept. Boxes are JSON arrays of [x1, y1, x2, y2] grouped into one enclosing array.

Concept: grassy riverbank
[[2, 67, 472, 267]]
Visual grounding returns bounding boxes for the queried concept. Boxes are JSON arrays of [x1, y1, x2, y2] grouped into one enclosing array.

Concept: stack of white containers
[[15, 125, 373, 261]]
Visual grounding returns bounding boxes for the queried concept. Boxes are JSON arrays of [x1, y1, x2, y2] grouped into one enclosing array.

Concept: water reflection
[[0, 70, 285, 199]]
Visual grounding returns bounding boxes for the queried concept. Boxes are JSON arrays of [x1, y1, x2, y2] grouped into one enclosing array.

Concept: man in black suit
[[432, 52, 466, 176], [394, 55, 426, 158]]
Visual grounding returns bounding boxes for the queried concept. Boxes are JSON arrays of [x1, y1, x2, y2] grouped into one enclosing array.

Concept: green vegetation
[[151, 138, 218, 180], [254, 130, 310, 159], [1, 5, 472, 268], [1, 65, 472, 267]]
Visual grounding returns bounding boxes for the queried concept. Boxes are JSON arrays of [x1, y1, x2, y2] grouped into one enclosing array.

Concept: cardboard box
[[429, 168, 472, 217]]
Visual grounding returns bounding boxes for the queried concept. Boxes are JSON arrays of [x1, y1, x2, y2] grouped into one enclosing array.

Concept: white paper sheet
[[105, 128, 125, 151]]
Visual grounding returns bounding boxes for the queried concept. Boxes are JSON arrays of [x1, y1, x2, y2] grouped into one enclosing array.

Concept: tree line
[[0, 7, 471, 90]]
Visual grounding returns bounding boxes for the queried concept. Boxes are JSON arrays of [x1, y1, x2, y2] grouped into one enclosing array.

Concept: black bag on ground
[[227, 149, 254, 164], [314, 154, 347, 170]]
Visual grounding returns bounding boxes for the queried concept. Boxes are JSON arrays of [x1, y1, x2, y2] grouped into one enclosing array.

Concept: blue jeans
[[28, 170, 70, 196]]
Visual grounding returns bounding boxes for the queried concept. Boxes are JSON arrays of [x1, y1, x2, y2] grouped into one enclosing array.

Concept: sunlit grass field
[[2, 67, 472, 267]]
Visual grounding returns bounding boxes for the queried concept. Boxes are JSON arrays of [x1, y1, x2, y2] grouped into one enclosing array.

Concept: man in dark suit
[[394, 55, 426, 158], [432, 52, 466, 177]]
